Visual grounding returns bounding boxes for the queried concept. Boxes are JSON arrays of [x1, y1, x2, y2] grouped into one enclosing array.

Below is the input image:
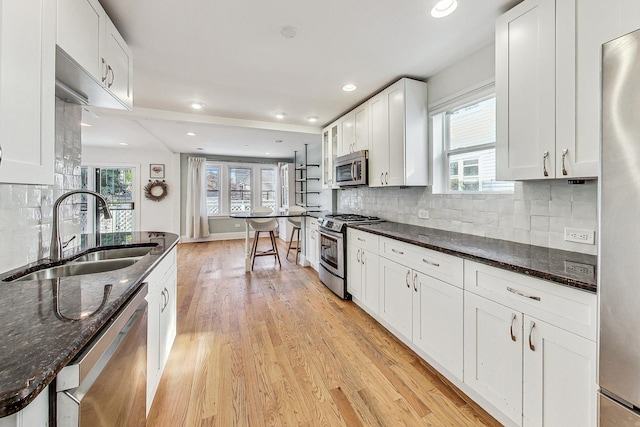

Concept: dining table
[[230, 209, 307, 272]]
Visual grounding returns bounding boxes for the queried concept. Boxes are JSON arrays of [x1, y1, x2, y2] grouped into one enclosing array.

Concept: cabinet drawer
[[348, 228, 378, 253], [306, 217, 318, 230], [464, 260, 596, 341], [379, 237, 463, 288]]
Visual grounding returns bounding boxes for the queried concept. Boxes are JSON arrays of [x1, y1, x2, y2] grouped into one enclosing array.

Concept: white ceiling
[[83, 0, 522, 158]]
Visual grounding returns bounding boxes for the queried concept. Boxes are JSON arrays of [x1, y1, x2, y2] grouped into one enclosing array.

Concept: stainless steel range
[[318, 214, 383, 299]]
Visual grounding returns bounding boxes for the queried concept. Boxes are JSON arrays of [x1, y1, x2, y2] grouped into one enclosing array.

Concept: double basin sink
[[3, 246, 155, 282]]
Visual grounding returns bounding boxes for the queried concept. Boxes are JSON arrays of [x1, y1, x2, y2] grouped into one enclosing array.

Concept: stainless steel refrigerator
[[600, 27, 640, 426]]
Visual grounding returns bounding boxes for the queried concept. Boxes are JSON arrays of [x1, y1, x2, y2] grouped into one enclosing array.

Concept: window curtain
[[186, 157, 210, 239]]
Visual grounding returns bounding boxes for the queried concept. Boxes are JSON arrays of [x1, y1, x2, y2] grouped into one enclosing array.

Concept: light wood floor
[[147, 239, 501, 427]]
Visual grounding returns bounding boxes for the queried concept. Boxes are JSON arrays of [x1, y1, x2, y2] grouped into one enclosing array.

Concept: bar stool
[[248, 207, 281, 270], [286, 206, 306, 263]]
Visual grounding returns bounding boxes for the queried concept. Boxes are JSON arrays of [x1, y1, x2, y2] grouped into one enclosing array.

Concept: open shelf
[[294, 144, 321, 209]]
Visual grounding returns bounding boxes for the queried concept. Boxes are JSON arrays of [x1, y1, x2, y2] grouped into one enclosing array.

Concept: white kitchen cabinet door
[[496, 0, 556, 180], [0, 385, 49, 427], [159, 265, 177, 369], [0, 0, 55, 185], [368, 92, 388, 188], [339, 112, 355, 156], [103, 16, 133, 109], [353, 103, 369, 152], [412, 272, 463, 380], [464, 292, 523, 426], [309, 228, 319, 270], [322, 123, 339, 189], [386, 80, 407, 186], [361, 250, 379, 314], [347, 245, 363, 301], [522, 316, 596, 427], [379, 257, 412, 339], [57, 0, 104, 80], [146, 288, 162, 413]]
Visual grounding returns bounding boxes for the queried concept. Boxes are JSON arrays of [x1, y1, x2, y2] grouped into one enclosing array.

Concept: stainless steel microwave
[[335, 150, 368, 187]]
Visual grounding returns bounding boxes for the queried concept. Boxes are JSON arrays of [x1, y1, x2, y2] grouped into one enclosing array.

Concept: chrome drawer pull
[[507, 287, 541, 301], [391, 248, 404, 255], [510, 313, 517, 342], [528, 321, 536, 351], [357, 237, 365, 242], [422, 258, 440, 267]]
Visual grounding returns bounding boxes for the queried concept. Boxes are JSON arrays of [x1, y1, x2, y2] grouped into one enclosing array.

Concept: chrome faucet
[[50, 190, 112, 261]]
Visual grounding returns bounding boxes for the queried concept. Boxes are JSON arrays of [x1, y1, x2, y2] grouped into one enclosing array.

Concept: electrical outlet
[[564, 228, 595, 245], [564, 261, 596, 278], [418, 209, 429, 219], [234, 223, 241, 228]]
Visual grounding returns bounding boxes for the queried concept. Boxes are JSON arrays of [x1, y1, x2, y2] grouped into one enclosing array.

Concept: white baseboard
[[180, 231, 252, 243]]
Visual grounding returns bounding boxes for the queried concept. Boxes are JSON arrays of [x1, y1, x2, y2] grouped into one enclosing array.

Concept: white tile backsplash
[[338, 180, 598, 255], [0, 99, 82, 272]]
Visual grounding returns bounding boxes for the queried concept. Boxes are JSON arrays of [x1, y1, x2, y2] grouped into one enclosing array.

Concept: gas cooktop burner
[[319, 213, 384, 233], [325, 214, 381, 222]]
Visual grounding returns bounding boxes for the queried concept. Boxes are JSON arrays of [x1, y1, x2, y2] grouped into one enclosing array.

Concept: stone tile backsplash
[[0, 99, 82, 272], [338, 180, 598, 255]]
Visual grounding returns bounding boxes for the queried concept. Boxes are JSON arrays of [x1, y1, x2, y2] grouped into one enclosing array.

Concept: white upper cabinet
[[369, 78, 429, 188], [496, 0, 556, 180], [321, 122, 339, 189], [497, 0, 631, 180], [57, 0, 133, 109], [0, 0, 56, 185]]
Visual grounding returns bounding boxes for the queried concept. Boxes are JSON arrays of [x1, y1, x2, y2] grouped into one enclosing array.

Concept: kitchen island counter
[[0, 232, 179, 418], [350, 222, 596, 293]]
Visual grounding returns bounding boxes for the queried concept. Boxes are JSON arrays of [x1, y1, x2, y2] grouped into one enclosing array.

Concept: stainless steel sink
[[72, 247, 153, 262], [9, 258, 140, 282]]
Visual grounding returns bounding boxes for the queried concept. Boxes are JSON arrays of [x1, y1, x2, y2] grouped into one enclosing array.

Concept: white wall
[[82, 146, 181, 235]]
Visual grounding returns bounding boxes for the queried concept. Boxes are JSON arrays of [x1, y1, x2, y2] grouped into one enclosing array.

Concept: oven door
[[318, 227, 344, 278]]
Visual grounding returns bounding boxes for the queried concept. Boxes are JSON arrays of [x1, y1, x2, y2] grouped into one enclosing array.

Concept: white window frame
[[431, 83, 513, 194], [206, 161, 279, 217]]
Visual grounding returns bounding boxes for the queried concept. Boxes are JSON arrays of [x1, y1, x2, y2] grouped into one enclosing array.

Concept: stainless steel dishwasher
[[56, 283, 148, 427]]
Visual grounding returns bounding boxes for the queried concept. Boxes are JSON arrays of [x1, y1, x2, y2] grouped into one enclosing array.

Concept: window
[[432, 92, 513, 193], [204, 161, 279, 216]]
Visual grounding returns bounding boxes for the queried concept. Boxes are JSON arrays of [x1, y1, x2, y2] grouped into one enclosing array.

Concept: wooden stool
[[286, 225, 301, 263]]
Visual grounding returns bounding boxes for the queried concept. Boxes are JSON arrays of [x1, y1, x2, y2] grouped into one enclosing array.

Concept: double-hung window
[[432, 87, 513, 193], [205, 161, 278, 216]]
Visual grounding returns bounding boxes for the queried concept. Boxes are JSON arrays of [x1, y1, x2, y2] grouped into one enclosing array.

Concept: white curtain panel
[[186, 157, 210, 239]]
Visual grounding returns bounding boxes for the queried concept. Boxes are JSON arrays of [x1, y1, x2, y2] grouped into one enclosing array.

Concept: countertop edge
[[349, 224, 597, 294], [0, 234, 180, 418]]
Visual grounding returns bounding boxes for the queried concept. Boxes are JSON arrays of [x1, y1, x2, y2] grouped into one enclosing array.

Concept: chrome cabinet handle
[[161, 289, 167, 312], [405, 270, 411, 288], [543, 151, 549, 177], [0, 143, 3, 167], [356, 248, 361, 263], [101, 58, 108, 82], [528, 321, 536, 351], [507, 287, 541, 301], [422, 258, 440, 267], [391, 248, 404, 255], [380, 173, 384, 185], [385, 172, 389, 184], [561, 148, 568, 176], [413, 272, 418, 292], [510, 313, 517, 342], [108, 65, 115, 88], [357, 237, 365, 242], [361, 251, 365, 266]]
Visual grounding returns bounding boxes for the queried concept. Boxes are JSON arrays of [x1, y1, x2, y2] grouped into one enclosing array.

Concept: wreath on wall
[[144, 180, 168, 202]]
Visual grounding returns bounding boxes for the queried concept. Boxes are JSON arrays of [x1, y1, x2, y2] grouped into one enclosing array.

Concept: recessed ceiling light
[[189, 101, 205, 110], [243, 144, 249, 147], [431, 0, 458, 18], [265, 152, 271, 155], [279, 25, 298, 39], [342, 84, 357, 92], [186, 132, 196, 136], [81, 122, 91, 127], [119, 142, 129, 146], [275, 112, 286, 119], [307, 116, 318, 123]]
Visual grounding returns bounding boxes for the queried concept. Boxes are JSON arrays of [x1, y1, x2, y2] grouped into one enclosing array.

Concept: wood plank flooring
[[147, 239, 501, 427]]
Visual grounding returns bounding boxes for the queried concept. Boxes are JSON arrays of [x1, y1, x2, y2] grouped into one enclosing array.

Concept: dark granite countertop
[[305, 210, 334, 219], [349, 222, 597, 293], [0, 231, 179, 418]]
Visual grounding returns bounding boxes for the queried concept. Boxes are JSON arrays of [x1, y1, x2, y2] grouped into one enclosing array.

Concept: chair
[[248, 207, 281, 270], [285, 206, 306, 263]]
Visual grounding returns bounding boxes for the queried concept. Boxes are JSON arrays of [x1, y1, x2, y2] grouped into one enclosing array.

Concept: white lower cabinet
[[464, 261, 597, 427], [379, 256, 413, 339], [146, 247, 178, 414], [0, 386, 49, 427], [347, 229, 379, 314], [305, 217, 319, 270]]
